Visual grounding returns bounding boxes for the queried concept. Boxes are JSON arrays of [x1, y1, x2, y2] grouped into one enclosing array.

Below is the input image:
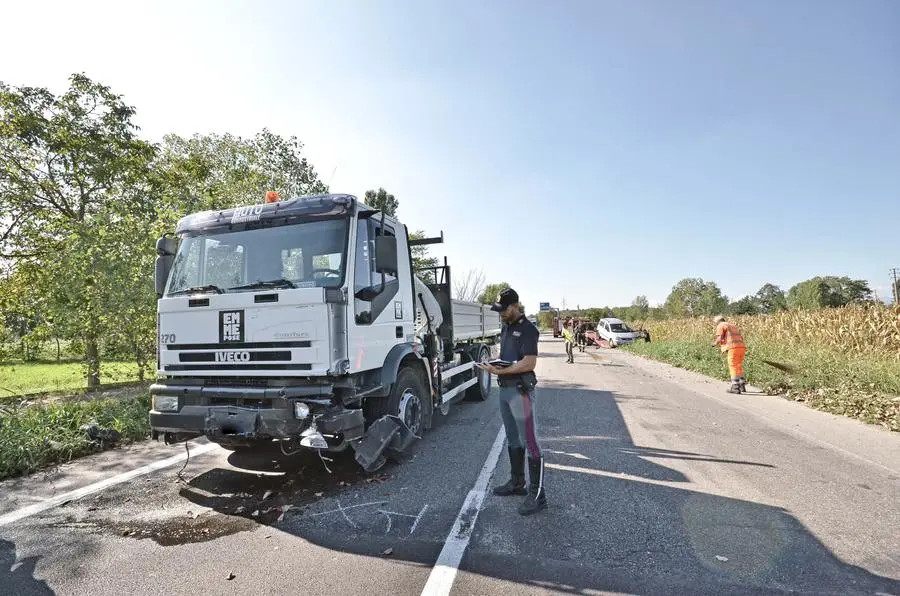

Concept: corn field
[[645, 304, 900, 361], [627, 304, 900, 431]]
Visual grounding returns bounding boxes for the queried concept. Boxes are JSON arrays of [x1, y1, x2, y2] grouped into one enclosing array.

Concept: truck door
[[348, 215, 414, 373]]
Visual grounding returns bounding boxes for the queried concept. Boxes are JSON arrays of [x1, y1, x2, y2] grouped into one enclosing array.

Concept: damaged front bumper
[[149, 380, 418, 471], [149, 380, 365, 451]]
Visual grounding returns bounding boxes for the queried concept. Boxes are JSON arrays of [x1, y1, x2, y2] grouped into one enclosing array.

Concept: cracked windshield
[[166, 219, 348, 295]]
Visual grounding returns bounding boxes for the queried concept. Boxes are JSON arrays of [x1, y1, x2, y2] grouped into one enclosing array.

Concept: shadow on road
[[0, 539, 55, 596], [466, 386, 900, 595], [176, 384, 899, 595]]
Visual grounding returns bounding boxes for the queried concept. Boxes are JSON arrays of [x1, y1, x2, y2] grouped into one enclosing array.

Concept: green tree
[[787, 276, 873, 310], [729, 296, 759, 315], [582, 307, 606, 321], [157, 129, 328, 215], [478, 282, 511, 305], [665, 278, 727, 317], [754, 283, 787, 313], [536, 311, 554, 329], [0, 73, 158, 388], [409, 230, 440, 284], [698, 283, 729, 316], [363, 187, 398, 217]]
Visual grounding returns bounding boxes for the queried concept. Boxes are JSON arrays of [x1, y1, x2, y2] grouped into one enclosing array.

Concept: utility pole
[[891, 268, 899, 305]]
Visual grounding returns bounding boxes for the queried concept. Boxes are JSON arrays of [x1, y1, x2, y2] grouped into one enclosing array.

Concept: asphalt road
[[2, 336, 899, 596]]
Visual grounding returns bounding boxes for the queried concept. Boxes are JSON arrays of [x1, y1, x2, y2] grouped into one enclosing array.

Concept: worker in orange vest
[[713, 315, 747, 394]]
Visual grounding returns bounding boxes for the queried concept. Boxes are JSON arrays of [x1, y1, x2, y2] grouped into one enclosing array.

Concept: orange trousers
[[726, 347, 746, 379]]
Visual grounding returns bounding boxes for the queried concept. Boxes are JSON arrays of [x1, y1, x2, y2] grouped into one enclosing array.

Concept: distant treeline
[[537, 275, 880, 327]]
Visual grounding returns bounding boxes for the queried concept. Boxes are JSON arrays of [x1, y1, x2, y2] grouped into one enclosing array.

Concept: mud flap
[[352, 415, 418, 473]]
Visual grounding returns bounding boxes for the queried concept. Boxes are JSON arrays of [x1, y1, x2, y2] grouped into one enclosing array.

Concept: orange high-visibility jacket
[[715, 322, 745, 352]]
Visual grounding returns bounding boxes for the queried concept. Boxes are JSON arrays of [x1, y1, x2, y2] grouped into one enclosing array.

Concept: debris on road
[[382, 548, 393, 556], [715, 555, 729, 562], [80, 422, 122, 445], [226, 572, 236, 581]]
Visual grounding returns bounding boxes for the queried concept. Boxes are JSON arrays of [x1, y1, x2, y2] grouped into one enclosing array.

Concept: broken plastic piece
[[353, 415, 418, 473]]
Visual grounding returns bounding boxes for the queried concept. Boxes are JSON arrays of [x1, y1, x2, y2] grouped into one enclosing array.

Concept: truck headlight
[[294, 402, 310, 419], [152, 395, 179, 412]]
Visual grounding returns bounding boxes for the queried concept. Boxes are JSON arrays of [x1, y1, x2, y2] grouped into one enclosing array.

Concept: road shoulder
[[609, 348, 900, 476]]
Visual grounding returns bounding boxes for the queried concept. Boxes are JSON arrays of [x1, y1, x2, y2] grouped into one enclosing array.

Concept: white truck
[[150, 193, 501, 471]]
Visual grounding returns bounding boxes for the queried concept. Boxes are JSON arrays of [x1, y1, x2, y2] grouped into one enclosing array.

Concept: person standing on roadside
[[477, 287, 548, 515], [713, 314, 747, 393], [562, 320, 575, 363]]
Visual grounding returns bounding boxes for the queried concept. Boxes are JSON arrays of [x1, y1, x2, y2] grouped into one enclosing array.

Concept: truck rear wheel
[[366, 365, 429, 437], [466, 345, 492, 401]]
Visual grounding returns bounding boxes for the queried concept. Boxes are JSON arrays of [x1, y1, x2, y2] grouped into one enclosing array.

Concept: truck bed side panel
[[451, 300, 501, 341]]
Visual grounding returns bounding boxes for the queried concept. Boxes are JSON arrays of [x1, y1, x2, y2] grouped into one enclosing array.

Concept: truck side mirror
[[155, 255, 174, 297], [375, 235, 398, 275], [155, 234, 177, 297], [156, 235, 177, 257]]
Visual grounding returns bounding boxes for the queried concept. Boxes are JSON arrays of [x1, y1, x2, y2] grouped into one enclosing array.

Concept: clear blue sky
[[4, 0, 899, 308]]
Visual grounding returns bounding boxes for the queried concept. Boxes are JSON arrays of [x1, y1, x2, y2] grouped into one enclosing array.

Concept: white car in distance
[[596, 317, 643, 348]]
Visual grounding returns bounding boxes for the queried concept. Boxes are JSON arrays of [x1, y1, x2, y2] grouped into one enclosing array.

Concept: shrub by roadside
[[0, 394, 150, 481]]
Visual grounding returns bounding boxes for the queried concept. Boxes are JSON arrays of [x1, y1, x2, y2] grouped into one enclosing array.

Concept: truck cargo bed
[[452, 300, 501, 341]]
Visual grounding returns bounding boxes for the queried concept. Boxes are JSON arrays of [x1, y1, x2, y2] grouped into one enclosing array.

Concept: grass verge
[[0, 393, 150, 481], [623, 340, 900, 432], [0, 361, 143, 397]]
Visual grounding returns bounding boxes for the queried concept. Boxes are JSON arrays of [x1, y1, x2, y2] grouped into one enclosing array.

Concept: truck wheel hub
[[398, 389, 422, 435]]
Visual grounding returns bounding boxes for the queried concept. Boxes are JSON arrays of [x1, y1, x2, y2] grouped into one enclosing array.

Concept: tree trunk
[[56, 337, 61, 362], [134, 342, 146, 383], [85, 335, 101, 391]]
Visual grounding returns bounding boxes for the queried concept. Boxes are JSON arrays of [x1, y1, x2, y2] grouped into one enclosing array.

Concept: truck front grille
[[209, 397, 273, 409]]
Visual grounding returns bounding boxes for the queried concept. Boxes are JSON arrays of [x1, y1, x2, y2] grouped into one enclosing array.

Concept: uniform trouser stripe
[[520, 390, 542, 461]]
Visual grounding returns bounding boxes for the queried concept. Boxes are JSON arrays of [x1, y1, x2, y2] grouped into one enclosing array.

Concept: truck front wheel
[[366, 365, 428, 437]]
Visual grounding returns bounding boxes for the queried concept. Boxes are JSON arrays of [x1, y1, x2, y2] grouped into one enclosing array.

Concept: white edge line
[[420, 426, 506, 596], [0, 441, 219, 527]]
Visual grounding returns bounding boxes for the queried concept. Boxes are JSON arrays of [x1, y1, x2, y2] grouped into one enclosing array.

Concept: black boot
[[518, 456, 547, 515], [493, 447, 527, 496]]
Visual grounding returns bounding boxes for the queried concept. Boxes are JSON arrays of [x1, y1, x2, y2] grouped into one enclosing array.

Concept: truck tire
[[365, 365, 428, 437], [465, 345, 492, 401]]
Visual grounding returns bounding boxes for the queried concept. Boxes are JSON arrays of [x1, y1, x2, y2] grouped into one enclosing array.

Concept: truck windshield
[[165, 219, 348, 296]]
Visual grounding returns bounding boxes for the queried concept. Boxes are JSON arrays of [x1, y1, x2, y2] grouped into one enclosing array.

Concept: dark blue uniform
[[499, 316, 540, 371], [489, 288, 548, 515], [497, 315, 542, 459]]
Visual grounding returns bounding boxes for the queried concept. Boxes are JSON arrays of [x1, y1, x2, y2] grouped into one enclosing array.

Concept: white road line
[[0, 441, 219, 528], [420, 426, 506, 596]]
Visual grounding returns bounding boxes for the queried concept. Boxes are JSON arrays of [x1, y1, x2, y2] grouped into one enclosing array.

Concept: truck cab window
[[166, 219, 348, 296]]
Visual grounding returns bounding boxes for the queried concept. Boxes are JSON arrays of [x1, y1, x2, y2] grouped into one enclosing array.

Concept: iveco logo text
[[215, 350, 251, 363]]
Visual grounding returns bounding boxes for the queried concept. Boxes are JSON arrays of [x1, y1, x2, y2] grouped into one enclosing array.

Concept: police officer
[[478, 287, 548, 515]]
